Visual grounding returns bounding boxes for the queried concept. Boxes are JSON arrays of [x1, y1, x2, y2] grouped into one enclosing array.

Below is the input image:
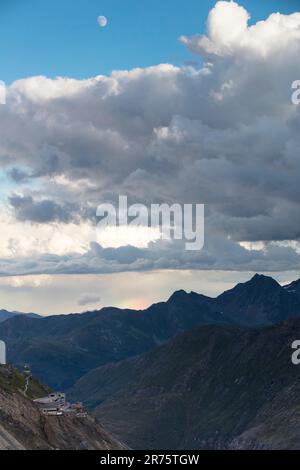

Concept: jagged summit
[[216, 273, 299, 326], [248, 273, 281, 288], [167, 289, 189, 302], [217, 274, 283, 302], [222, 273, 281, 294]]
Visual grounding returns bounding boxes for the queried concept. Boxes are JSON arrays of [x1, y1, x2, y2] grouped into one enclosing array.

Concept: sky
[[1, 0, 300, 314], [0, 0, 299, 83]]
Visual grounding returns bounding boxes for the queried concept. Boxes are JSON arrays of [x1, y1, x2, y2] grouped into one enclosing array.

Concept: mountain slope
[[283, 278, 300, 300], [1, 274, 300, 390], [0, 292, 230, 389], [215, 274, 300, 326], [69, 318, 300, 450], [0, 364, 125, 450], [0, 424, 25, 450], [0, 309, 40, 323]]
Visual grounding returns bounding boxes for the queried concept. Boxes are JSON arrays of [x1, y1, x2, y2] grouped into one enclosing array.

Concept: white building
[[0, 340, 6, 365], [34, 392, 66, 415]]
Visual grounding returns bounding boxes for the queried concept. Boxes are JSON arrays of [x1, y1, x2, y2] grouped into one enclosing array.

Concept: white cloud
[[0, 208, 95, 257], [0, 274, 52, 288], [180, 1, 300, 58]]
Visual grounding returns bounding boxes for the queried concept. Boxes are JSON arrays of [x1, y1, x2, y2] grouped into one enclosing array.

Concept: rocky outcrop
[[0, 365, 126, 450]]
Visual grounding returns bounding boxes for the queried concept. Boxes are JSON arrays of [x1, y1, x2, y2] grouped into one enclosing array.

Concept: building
[[0, 340, 6, 365], [34, 392, 66, 415], [34, 392, 87, 417]]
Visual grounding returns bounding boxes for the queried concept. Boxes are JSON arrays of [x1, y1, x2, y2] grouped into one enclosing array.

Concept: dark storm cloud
[[9, 195, 77, 224]]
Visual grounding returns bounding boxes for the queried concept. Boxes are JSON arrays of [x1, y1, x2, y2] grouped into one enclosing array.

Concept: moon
[[98, 16, 108, 28]]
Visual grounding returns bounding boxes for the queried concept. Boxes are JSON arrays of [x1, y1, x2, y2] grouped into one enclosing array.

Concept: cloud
[[78, 293, 101, 307], [180, 1, 250, 58], [9, 195, 76, 223], [180, 1, 300, 59], [0, 2, 300, 274], [0, 237, 299, 277]]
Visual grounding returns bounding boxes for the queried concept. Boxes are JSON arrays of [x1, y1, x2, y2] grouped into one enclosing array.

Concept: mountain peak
[[250, 273, 276, 282], [248, 274, 281, 289], [218, 274, 281, 302], [215, 273, 293, 326], [167, 290, 189, 302]]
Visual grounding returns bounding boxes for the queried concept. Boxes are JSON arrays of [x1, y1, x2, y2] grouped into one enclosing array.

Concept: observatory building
[[0, 340, 6, 365]]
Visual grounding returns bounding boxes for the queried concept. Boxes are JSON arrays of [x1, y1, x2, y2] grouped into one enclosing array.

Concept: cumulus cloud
[[180, 1, 300, 58], [0, 1, 300, 275]]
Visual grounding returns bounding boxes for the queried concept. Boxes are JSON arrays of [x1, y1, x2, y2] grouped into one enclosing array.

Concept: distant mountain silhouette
[[215, 274, 300, 326], [0, 274, 300, 390], [0, 309, 40, 323]]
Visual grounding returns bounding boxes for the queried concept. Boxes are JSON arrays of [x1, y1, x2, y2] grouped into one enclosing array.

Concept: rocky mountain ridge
[[0, 274, 299, 390]]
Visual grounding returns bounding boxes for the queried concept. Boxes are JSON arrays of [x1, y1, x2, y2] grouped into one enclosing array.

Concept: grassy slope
[[0, 364, 50, 398]]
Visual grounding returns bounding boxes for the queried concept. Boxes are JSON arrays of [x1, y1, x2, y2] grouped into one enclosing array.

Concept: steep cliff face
[[0, 365, 125, 450]]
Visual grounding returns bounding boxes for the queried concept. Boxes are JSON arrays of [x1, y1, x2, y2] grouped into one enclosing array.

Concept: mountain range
[[1, 273, 300, 449], [0, 310, 40, 323], [0, 274, 300, 390]]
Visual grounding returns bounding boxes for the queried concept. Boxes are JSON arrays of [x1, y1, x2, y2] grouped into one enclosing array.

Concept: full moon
[[98, 16, 108, 28]]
